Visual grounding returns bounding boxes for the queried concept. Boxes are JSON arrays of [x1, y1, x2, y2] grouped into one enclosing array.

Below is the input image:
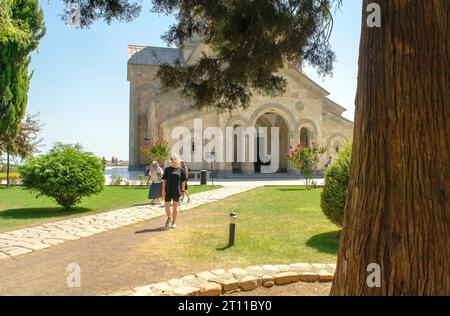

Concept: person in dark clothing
[[147, 161, 163, 204], [325, 156, 333, 168], [161, 154, 186, 229], [180, 160, 191, 203]]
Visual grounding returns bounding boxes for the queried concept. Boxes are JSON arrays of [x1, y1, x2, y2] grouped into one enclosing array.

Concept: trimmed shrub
[[320, 143, 352, 227], [19, 143, 105, 210], [110, 174, 124, 186]]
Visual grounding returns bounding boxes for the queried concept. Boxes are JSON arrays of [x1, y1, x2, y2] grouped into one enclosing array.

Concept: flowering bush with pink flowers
[[287, 143, 326, 189], [140, 140, 169, 166]]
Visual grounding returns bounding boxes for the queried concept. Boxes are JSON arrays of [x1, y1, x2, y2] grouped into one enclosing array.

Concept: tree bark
[[331, 0, 450, 295]]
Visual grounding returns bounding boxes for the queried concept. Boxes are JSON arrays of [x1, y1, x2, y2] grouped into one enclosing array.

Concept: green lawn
[[0, 185, 221, 233], [146, 186, 340, 266]]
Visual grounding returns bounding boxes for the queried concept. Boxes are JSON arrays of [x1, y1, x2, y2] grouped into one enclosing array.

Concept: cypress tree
[[0, 0, 45, 186]]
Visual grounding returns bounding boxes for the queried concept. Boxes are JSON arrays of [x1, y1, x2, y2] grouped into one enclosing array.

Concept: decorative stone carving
[[295, 101, 305, 111]]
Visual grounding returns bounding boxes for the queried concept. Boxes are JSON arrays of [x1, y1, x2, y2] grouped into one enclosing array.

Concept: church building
[[127, 37, 353, 176]]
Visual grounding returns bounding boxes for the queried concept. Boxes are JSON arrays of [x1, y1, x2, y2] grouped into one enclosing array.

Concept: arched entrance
[[300, 127, 311, 148], [255, 112, 289, 173]]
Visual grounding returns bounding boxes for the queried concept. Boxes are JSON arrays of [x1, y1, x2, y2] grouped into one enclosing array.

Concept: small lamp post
[[229, 211, 238, 247]]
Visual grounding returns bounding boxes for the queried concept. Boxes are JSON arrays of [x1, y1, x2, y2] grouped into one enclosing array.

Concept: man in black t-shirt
[[161, 154, 186, 229]]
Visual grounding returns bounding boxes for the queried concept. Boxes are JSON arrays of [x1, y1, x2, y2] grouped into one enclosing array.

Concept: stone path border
[[112, 263, 336, 296], [0, 184, 260, 261]]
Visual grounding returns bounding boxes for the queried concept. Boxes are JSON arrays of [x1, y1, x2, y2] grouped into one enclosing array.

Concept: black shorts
[[165, 192, 181, 203]]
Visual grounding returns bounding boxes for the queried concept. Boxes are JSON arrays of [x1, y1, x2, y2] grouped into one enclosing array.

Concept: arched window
[[300, 127, 310, 148], [332, 141, 343, 154]]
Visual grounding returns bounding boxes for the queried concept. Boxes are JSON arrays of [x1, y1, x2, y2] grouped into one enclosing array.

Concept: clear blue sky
[[28, 0, 362, 161]]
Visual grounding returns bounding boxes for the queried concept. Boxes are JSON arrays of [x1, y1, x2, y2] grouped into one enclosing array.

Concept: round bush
[[320, 143, 352, 227], [19, 143, 105, 210]]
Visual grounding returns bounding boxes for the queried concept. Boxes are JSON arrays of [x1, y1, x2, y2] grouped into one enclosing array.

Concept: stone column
[[129, 84, 140, 169], [147, 102, 156, 143]]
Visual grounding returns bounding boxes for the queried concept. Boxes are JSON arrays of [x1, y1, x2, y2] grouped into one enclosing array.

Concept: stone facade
[[127, 39, 353, 174]]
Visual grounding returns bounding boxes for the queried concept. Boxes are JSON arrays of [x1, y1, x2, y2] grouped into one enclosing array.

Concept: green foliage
[[138, 174, 146, 186], [61, 0, 340, 112], [140, 140, 169, 165], [320, 143, 352, 227], [0, 0, 46, 143], [19, 143, 105, 210], [3, 113, 43, 159], [61, 0, 141, 28], [110, 174, 124, 186], [287, 144, 326, 189], [155, 0, 340, 112]]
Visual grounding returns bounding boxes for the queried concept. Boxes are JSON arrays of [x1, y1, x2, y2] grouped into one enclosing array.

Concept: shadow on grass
[[275, 187, 309, 192], [305, 231, 340, 255], [0, 207, 92, 220], [109, 186, 148, 190], [216, 244, 232, 251], [135, 227, 168, 234], [264, 185, 320, 192]]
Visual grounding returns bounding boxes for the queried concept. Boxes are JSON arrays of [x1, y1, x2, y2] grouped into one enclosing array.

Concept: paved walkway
[[0, 184, 259, 261]]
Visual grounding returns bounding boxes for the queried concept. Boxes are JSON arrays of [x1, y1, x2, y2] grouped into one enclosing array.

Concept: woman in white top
[[147, 161, 163, 204]]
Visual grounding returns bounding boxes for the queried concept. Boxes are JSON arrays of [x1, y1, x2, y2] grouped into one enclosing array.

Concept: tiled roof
[[128, 45, 184, 66]]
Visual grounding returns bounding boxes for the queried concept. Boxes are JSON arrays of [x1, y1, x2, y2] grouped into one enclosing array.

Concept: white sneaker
[[165, 218, 171, 228], [171, 222, 177, 229]]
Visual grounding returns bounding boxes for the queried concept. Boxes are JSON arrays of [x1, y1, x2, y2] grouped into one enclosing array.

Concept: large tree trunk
[[331, 0, 450, 295]]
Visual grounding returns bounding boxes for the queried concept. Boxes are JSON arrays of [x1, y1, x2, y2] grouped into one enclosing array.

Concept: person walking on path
[[161, 154, 186, 229], [325, 156, 333, 168], [180, 160, 191, 204], [147, 161, 163, 204]]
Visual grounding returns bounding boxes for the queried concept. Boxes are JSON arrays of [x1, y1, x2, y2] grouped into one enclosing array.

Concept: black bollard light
[[229, 211, 237, 247]]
